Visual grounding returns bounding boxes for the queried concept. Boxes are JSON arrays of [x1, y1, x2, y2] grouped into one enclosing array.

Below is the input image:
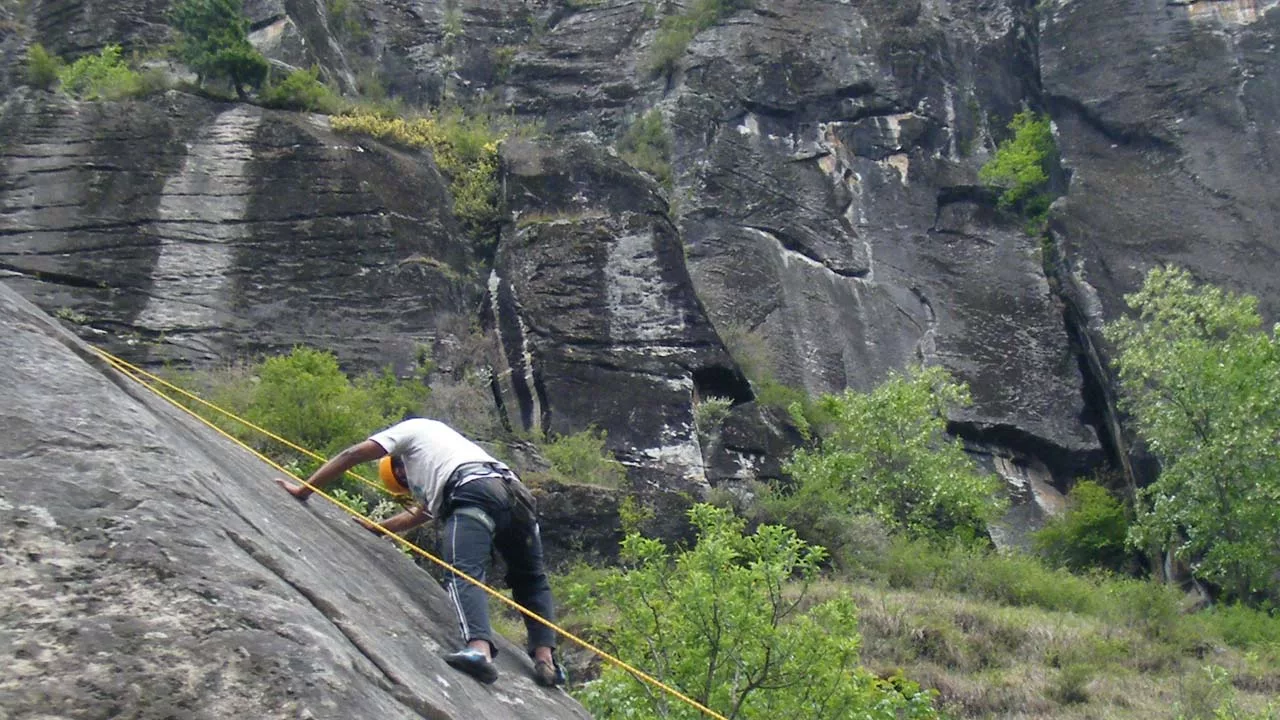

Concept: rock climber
[[275, 417, 566, 687]]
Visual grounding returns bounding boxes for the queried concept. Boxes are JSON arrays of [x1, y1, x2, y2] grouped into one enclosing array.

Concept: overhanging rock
[[0, 284, 592, 720]]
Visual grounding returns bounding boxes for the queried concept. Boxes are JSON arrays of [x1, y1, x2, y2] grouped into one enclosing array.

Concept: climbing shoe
[[444, 648, 499, 684], [533, 659, 567, 687]]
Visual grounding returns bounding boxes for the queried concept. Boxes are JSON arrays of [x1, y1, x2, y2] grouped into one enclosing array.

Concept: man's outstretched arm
[[354, 504, 432, 535], [275, 439, 387, 501]]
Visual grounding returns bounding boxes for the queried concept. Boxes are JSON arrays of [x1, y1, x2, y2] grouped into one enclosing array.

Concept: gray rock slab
[[0, 92, 478, 374], [492, 138, 750, 493], [1043, 0, 1280, 325], [0, 284, 591, 720]]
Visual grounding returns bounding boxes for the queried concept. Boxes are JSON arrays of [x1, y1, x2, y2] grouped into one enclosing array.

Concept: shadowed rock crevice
[[1045, 93, 1179, 153]]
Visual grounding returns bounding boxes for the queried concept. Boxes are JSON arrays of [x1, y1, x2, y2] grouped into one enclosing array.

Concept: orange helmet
[[379, 456, 409, 495]]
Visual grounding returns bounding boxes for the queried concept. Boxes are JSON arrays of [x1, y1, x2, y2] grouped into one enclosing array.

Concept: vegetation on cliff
[[979, 110, 1059, 226], [169, 0, 268, 99], [648, 0, 754, 76], [1106, 266, 1280, 605], [616, 109, 673, 189], [331, 112, 503, 238]]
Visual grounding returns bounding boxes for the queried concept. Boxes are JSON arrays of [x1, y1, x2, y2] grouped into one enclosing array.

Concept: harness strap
[[446, 461, 512, 495]]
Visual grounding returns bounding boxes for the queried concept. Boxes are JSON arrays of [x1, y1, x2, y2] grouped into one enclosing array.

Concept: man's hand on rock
[[275, 477, 311, 500]]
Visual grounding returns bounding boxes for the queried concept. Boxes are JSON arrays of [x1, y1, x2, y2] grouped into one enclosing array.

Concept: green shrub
[[771, 366, 1006, 545], [542, 426, 626, 488], [647, 23, 696, 77], [57, 45, 142, 100], [1032, 479, 1130, 573], [174, 346, 430, 484], [1203, 604, 1280, 651], [616, 109, 672, 188], [260, 67, 345, 113], [25, 43, 61, 89], [692, 395, 732, 439], [979, 110, 1058, 225], [574, 504, 942, 719], [1048, 663, 1093, 705]]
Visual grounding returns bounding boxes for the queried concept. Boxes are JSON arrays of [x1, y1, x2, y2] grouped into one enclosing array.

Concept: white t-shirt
[[368, 418, 499, 516]]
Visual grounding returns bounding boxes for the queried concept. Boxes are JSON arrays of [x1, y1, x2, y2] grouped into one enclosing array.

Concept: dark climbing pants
[[441, 475, 557, 657]]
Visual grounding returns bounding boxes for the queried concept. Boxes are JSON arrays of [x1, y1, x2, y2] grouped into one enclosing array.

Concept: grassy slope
[[845, 583, 1279, 719]]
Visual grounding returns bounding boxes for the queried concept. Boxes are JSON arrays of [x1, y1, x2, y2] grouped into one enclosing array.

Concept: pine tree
[[169, 0, 269, 99]]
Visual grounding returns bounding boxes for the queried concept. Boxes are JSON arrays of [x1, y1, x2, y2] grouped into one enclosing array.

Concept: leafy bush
[[260, 67, 344, 113], [541, 426, 626, 488], [1203, 603, 1280, 650], [25, 43, 61, 89], [331, 111, 502, 237], [573, 504, 941, 719], [174, 347, 430, 484], [692, 395, 732, 439], [169, 0, 269, 99], [1032, 479, 1130, 573], [1105, 267, 1280, 604], [616, 109, 672, 188], [57, 45, 142, 100], [770, 366, 1006, 545], [978, 110, 1058, 223]]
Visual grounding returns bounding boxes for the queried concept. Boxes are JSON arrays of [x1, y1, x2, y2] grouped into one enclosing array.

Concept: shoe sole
[[533, 662, 566, 687], [445, 654, 499, 684]]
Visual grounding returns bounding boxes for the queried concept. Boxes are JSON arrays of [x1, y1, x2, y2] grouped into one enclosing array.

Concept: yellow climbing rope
[[90, 346, 728, 720]]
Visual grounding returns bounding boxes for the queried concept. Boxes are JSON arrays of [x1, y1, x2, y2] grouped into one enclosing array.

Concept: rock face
[[0, 284, 591, 720], [664, 0, 1101, 484], [0, 90, 479, 373], [4, 0, 1280, 546], [1040, 0, 1280, 481], [491, 138, 750, 492]]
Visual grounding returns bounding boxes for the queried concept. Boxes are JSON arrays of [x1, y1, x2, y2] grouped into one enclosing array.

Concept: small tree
[[169, 0, 269, 99], [573, 504, 940, 719], [1105, 266, 1280, 603], [772, 366, 1006, 547], [25, 43, 62, 90], [979, 110, 1058, 222]]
